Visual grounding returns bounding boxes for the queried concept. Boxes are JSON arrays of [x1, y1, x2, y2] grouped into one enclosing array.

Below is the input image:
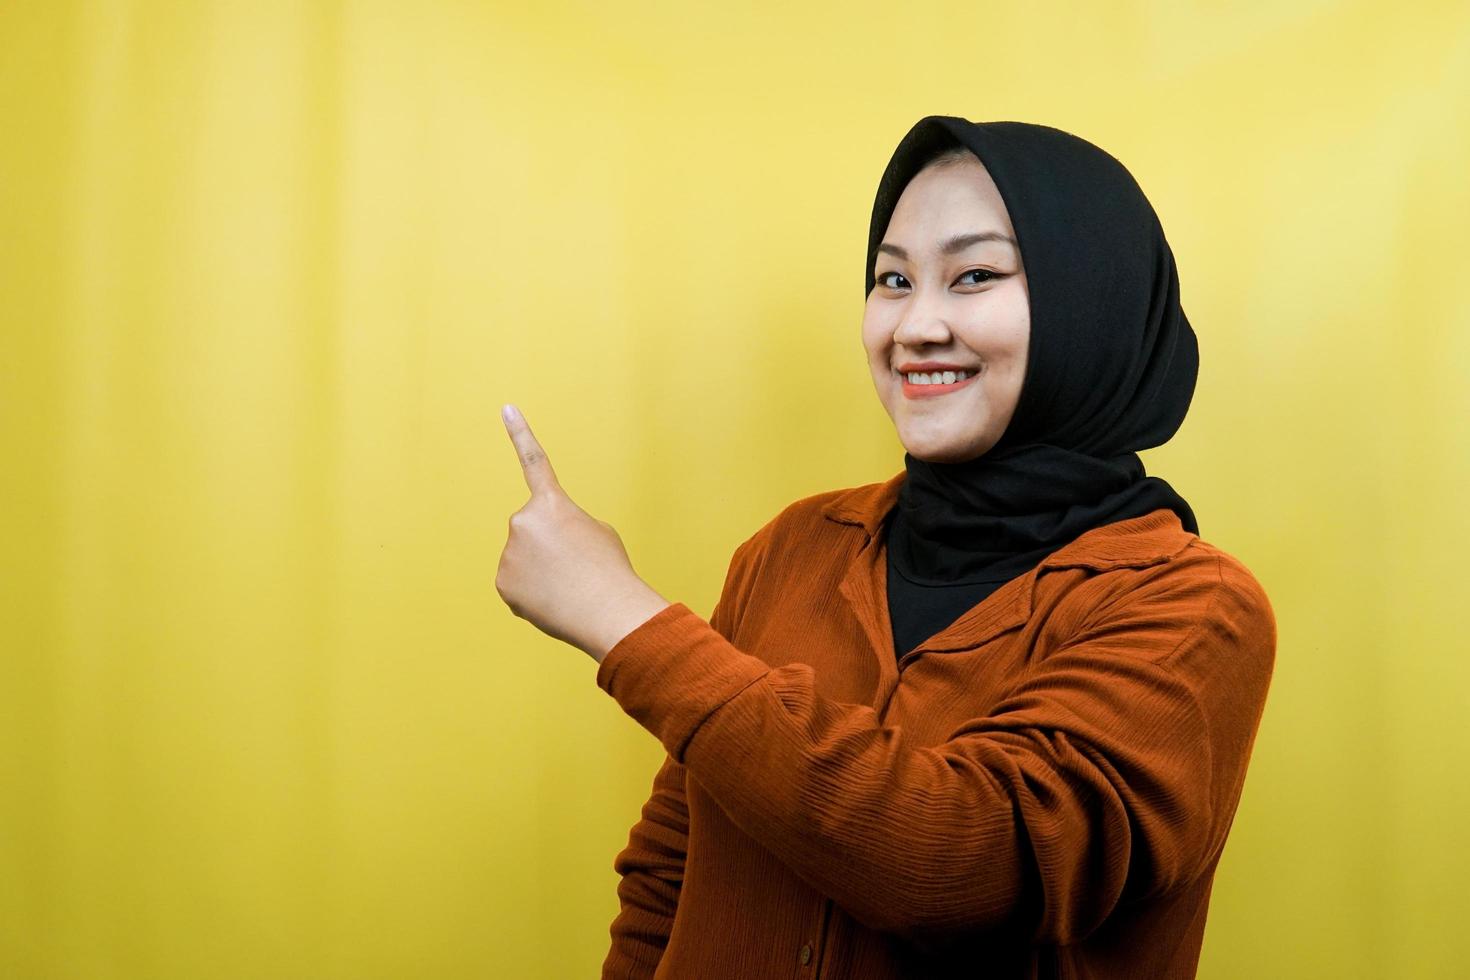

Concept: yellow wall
[[3, 1, 1467, 976]]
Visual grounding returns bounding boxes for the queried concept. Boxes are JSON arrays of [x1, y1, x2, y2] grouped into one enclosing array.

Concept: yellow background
[[4, 1, 1468, 977]]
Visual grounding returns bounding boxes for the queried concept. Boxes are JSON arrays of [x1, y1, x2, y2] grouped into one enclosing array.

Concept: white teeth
[[904, 370, 971, 385]]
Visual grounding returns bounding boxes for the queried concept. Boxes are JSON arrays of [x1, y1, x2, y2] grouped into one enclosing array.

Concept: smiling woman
[[864, 149, 1031, 466], [496, 115, 1276, 980]]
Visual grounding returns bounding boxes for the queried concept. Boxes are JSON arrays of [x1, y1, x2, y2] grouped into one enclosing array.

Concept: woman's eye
[[876, 270, 999, 290]]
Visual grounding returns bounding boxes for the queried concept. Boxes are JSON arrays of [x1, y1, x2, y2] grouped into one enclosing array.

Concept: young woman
[[496, 115, 1276, 980]]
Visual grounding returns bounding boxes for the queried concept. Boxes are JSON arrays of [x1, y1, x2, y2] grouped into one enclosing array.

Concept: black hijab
[[867, 117, 1200, 658]]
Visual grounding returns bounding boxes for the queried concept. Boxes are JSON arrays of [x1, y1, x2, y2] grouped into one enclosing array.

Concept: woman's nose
[[892, 309, 953, 348]]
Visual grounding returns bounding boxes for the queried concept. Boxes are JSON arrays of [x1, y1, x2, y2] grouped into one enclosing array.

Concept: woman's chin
[[894, 414, 1000, 460], [901, 437, 993, 465]]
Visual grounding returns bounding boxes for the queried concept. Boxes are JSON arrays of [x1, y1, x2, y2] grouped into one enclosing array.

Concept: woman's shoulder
[[1177, 533, 1272, 603], [735, 474, 903, 555], [1152, 520, 1272, 619], [1054, 512, 1277, 672], [1057, 509, 1270, 599], [709, 479, 895, 628]]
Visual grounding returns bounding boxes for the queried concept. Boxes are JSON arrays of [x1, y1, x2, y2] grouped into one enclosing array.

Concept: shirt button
[[799, 943, 813, 965]]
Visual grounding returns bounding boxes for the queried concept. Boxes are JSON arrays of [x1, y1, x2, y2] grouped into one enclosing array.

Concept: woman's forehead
[[887, 160, 1015, 236]]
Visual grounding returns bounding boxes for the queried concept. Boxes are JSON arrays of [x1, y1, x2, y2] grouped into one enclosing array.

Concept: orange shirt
[[595, 471, 1276, 979]]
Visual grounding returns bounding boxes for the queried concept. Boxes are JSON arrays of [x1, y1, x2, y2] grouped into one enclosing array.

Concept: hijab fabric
[[867, 117, 1200, 658]]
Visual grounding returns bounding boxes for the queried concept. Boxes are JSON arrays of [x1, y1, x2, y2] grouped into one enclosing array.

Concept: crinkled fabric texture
[[597, 475, 1277, 979]]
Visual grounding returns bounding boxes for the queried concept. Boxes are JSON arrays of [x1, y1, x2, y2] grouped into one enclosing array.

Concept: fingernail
[[502, 404, 521, 424]]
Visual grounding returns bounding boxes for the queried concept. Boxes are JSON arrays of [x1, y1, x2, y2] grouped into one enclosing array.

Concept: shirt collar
[[819, 469, 1195, 573]]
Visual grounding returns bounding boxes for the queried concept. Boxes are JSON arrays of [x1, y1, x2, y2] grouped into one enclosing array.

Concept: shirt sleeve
[[594, 552, 1276, 947]]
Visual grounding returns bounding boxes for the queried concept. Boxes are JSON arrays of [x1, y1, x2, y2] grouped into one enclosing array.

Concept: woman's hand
[[496, 403, 672, 663]]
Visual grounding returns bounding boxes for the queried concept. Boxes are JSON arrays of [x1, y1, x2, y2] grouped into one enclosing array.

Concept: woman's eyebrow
[[877, 231, 1018, 261]]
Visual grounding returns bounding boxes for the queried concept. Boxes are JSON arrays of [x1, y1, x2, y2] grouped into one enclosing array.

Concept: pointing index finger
[[502, 404, 560, 496]]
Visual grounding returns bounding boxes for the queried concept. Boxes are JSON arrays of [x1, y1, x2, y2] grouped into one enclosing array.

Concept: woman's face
[[862, 153, 1030, 463]]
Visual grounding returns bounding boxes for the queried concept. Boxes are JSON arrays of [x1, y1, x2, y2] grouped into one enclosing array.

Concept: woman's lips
[[900, 372, 979, 399]]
